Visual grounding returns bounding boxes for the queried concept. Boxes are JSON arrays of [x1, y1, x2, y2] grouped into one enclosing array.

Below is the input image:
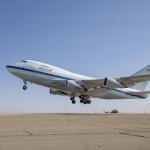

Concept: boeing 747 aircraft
[[6, 60, 150, 104]]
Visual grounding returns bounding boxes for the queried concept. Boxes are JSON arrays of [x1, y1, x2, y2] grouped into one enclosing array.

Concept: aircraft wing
[[78, 79, 105, 89], [78, 74, 150, 90], [117, 74, 150, 86], [78, 78, 126, 90]]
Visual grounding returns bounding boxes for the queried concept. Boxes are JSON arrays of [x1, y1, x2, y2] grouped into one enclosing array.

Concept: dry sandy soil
[[0, 114, 150, 150]]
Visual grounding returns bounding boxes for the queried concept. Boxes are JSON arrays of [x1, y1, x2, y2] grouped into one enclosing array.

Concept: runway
[[0, 114, 150, 150]]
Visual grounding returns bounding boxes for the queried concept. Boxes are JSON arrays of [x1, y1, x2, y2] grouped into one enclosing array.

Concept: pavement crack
[[22, 129, 33, 136], [118, 132, 150, 139], [0, 132, 105, 138]]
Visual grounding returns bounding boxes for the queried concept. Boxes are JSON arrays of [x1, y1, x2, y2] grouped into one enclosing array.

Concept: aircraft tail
[[131, 65, 150, 91]]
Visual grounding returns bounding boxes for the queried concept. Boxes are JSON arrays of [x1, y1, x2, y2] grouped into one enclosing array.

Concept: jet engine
[[65, 80, 83, 91]]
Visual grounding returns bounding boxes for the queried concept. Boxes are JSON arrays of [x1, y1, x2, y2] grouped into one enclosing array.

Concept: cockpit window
[[21, 60, 27, 63]]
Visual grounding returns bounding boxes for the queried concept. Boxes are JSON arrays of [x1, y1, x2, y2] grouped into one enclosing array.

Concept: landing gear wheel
[[23, 85, 27, 90], [70, 97, 76, 104], [23, 81, 28, 90], [87, 100, 91, 104], [79, 95, 92, 104], [80, 100, 84, 103], [83, 101, 87, 104], [72, 100, 76, 104]]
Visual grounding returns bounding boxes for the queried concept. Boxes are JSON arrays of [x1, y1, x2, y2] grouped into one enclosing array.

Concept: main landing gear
[[80, 99, 91, 104], [70, 97, 76, 104], [22, 81, 28, 90], [79, 95, 91, 104], [70, 96, 92, 104]]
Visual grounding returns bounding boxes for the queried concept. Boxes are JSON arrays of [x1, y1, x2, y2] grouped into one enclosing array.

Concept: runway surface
[[0, 114, 150, 150]]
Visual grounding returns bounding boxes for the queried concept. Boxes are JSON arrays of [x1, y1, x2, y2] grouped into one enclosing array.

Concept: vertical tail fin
[[131, 65, 150, 91]]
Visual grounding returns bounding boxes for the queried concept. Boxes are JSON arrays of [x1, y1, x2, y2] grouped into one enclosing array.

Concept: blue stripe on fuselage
[[6, 65, 73, 80], [101, 86, 146, 99]]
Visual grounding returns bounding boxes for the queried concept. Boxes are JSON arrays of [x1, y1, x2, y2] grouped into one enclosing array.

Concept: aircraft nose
[[6, 65, 10, 70], [6, 65, 12, 73], [6, 65, 17, 74], [6, 62, 22, 74]]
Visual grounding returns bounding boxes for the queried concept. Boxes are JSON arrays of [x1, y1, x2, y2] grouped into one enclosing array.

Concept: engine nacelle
[[65, 80, 82, 91], [104, 77, 124, 88]]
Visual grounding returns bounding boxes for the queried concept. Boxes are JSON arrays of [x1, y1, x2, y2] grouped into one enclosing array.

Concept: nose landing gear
[[23, 81, 28, 90]]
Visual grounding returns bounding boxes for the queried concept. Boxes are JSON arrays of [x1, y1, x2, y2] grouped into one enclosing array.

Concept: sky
[[1, 0, 150, 113]]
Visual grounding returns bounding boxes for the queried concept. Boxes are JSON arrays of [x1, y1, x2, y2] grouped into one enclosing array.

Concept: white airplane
[[6, 60, 150, 104]]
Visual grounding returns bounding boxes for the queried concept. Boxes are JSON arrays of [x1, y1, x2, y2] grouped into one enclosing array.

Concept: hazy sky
[[1, 0, 150, 113]]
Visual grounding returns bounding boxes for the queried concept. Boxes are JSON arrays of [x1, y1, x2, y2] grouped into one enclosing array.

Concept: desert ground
[[0, 114, 150, 150]]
